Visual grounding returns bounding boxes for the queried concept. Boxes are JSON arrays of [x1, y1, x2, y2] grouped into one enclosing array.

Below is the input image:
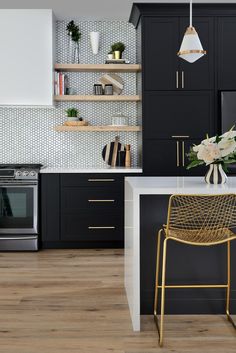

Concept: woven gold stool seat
[[154, 194, 236, 347]]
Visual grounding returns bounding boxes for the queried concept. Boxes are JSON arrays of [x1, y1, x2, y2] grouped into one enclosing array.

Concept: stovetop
[[0, 164, 43, 169]]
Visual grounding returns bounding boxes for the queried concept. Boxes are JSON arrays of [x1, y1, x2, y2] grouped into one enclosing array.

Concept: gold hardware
[[178, 49, 207, 56], [88, 179, 115, 182], [171, 135, 189, 138], [182, 141, 185, 167], [176, 71, 179, 89], [176, 141, 179, 167], [154, 194, 236, 346], [181, 71, 184, 89], [88, 226, 115, 229], [88, 200, 115, 202]]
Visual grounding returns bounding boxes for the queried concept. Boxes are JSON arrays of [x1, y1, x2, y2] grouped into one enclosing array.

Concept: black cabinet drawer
[[61, 187, 122, 212], [61, 174, 123, 188], [61, 213, 123, 242]]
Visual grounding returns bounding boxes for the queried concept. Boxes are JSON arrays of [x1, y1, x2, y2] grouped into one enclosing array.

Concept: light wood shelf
[[55, 63, 141, 72], [54, 95, 141, 102], [54, 125, 142, 132]]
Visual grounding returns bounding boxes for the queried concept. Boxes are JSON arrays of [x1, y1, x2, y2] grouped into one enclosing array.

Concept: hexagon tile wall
[[0, 21, 141, 168]]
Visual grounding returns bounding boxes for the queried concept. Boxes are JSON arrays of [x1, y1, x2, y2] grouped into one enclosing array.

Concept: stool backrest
[[166, 194, 236, 241]]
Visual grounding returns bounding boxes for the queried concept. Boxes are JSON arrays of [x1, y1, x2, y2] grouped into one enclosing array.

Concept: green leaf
[[186, 160, 204, 170]]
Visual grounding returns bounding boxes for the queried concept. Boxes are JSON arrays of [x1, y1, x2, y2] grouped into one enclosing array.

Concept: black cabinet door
[[144, 17, 179, 91], [179, 17, 214, 90], [218, 17, 236, 89], [144, 91, 213, 139], [41, 174, 60, 242], [143, 139, 181, 175]]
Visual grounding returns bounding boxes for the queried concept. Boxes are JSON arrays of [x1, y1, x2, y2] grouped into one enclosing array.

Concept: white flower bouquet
[[187, 127, 236, 171]]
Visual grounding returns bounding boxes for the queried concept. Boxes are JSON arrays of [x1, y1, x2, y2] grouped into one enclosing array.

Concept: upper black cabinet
[[143, 16, 214, 91], [218, 17, 236, 90], [144, 17, 179, 91]]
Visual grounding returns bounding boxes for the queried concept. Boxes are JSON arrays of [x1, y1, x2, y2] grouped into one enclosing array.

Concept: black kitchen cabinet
[[41, 173, 141, 248], [144, 17, 179, 91], [41, 174, 60, 242], [143, 16, 214, 91], [218, 17, 236, 89], [143, 91, 213, 139], [143, 138, 206, 176]]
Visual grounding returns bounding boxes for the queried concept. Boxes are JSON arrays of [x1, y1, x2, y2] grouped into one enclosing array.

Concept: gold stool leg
[[159, 238, 168, 347], [154, 229, 162, 336], [226, 241, 236, 329]]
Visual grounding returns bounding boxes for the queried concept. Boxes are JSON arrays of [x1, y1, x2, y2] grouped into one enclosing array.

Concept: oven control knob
[[22, 171, 29, 176], [29, 171, 36, 177], [15, 170, 22, 177]]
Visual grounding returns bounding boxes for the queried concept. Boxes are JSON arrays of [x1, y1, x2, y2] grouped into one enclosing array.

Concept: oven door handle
[[0, 236, 38, 240]]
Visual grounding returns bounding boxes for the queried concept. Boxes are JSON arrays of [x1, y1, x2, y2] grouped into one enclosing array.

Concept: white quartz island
[[125, 176, 236, 331]]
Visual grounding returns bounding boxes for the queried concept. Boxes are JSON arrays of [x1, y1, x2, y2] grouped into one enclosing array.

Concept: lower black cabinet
[[41, 173, 127, 248], [143, 139, 207, 176]]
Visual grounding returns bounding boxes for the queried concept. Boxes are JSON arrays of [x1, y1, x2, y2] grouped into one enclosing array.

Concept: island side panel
[[125, 180, 140, 331], [140, 195, 236, 315]]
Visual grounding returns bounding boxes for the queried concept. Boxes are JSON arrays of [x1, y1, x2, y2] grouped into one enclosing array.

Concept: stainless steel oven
[[0, 164, 41, 251]]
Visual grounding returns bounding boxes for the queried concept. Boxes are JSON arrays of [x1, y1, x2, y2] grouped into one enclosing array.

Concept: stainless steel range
[[0, 164, 42, 251]]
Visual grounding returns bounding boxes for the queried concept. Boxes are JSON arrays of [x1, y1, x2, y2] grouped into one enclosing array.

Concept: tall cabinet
[[130, 3, 236, 176]]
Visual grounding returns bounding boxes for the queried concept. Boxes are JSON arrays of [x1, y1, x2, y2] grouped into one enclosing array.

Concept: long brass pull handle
[[88, 179, 115, 182], [182, 71, 184, 89], [176, 71, 179, 89], [182, 141, 185, 167], [88, 200, 115, 202], [88, 226, 115, 230], [172, 135, 189, 138], [176, 141, 180, 167]]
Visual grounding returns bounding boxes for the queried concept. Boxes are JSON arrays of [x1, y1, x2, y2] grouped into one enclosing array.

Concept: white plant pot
[[90, 31, 100, 55], [107, 53, 114, 60]]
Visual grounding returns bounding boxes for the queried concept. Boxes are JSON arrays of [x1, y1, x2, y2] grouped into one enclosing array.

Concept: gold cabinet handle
[[172, 135, 189, 138], [176, 71, 179, 89], [176, 141, 180, 167], [88, 179, 115, 182], [88, 226, 115, 230], [88, 200, 115, 202], [182, 71, 184, 89], [182, 141, 185, 167]]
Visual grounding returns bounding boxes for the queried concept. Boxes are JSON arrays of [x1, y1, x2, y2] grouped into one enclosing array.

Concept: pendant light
[[177, 0, 206, 63]]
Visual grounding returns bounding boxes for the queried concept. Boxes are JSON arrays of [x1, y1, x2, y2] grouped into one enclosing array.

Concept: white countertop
[[40, 167, 142, 174], [125, 176, 236, 195]]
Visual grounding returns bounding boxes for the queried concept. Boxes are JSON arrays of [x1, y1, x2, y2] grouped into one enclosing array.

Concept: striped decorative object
[[205, 164, 227, 184]]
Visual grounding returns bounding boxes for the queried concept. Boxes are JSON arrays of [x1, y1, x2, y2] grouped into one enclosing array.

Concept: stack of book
[[54, 72, 69, 95]]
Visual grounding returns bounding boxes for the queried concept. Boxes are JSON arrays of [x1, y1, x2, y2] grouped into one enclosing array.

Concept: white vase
[[90, 31, 100, 55], [205, 164, 227, 184]]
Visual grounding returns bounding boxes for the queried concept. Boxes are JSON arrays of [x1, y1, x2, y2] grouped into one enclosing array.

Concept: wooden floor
[[0, 249, 235, 353]]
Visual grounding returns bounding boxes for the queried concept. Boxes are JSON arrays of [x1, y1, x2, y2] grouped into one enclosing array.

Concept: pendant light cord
[[190, 0, 193, 27]]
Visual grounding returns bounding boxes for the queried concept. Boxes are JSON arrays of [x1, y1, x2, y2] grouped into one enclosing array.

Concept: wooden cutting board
[[102, 136, 125, 166], [99, 74, 124, 95]]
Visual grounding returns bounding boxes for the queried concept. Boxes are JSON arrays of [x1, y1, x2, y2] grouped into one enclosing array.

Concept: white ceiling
[[0, 0, 236, 20]]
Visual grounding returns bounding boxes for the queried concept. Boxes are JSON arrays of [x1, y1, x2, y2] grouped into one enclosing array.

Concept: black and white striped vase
[[204, 164, 227, 184]]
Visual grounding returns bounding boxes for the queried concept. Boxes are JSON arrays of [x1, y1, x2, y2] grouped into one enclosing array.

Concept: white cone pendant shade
[[177, 26, 206, 63], [177, 0, 206, 63]]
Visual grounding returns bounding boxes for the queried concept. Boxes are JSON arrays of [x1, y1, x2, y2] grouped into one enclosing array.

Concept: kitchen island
[[125, 176, 236, 331]]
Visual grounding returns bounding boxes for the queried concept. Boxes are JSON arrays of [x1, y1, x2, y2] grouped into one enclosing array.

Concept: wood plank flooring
[[0, 249, 235, 353]]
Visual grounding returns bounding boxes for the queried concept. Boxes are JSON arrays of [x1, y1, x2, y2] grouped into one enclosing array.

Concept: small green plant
[[66, 20, 81, 42], [111, 42, 126, 53], [66, 108, 78, 117], [108, 50, 113, 54]]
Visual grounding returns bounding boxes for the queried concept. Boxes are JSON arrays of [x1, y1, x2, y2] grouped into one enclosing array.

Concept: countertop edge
[[40, 168, 143, 174]]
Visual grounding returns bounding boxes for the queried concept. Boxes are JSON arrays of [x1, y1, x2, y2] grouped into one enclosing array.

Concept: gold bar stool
[[154, 194, 236, 347]]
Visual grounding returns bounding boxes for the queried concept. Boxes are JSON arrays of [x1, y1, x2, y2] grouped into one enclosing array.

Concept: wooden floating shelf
[[54, 95, 141, 102], [54, 125, 142, 132], [54, 63, 141, 73]]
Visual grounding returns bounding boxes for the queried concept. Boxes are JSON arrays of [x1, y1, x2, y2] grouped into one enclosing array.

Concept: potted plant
[[66, 108, 79, 122], [111, 42, 126, 59], [66, 20, 82, 63], [187, 127, 236, 184], [107, 50, 114, 60]]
